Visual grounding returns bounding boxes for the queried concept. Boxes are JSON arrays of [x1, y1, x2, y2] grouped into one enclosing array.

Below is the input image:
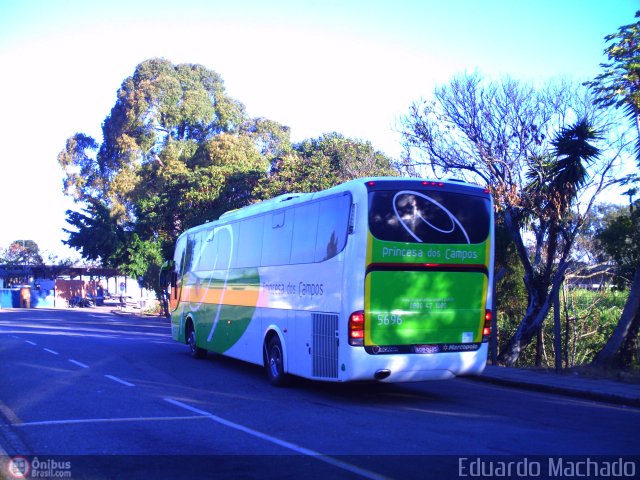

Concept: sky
[[0, 0, 637, 260]]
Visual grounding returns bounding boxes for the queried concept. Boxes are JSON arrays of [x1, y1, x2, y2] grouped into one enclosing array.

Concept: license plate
[[414, 345, 439, 354]]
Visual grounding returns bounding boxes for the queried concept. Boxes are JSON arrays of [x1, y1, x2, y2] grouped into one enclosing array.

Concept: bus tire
[[186, 320, 207, 359], [266, 335, 288, 386]]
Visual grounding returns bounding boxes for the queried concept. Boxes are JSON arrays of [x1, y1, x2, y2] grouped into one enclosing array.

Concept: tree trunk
[[563, 287, 570, 368], [490, 267, 507, 365], [554, 286, 562, 372], [618, 309, 640, 366], [498, 262, 570, 366], [535, 328, 543, 368], [592, 264, 640, 367], [498, 292, 547, 366]]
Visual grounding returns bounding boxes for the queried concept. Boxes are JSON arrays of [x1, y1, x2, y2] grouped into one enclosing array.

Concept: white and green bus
[[167, 177, 494, 385]]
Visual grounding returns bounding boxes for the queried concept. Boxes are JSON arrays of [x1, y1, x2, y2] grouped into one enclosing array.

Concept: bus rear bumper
[[342, 343, 488, 383]]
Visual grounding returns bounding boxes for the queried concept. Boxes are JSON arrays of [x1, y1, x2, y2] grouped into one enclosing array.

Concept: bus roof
[[180, 176, 488, 237]]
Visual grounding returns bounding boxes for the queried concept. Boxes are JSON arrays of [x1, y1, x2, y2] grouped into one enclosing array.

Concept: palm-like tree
[[550, 118, 601, 193], [586, 10, 640, 167], [524, 118, 600, 227], [499, 119, 602, 366]]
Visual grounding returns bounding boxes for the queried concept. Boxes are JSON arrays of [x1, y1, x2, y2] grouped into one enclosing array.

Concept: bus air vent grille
[[312, 313, 339, 378]]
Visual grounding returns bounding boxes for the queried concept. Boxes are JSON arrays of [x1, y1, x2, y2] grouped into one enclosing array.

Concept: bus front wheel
[[266, 335, 288, 386], [186, 321, 207, 359]]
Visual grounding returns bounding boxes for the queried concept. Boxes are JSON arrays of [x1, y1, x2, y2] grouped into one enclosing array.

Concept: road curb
[[465, 374, 640, 408], [0, 401, 29, 456]]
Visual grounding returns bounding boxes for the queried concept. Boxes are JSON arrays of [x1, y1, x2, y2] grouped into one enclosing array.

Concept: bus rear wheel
[[186, 321, 207, 359], [266, 335, 288, 386]]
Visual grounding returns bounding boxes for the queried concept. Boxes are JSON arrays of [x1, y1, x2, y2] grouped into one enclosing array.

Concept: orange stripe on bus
[[182, 286, 260, 307]]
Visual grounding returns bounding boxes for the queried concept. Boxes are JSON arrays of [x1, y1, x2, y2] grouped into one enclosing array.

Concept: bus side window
[[214, 225, 237, 270], [198, 229, 217, 271], [183, 235, 196, 274], [238, 216, 264, 268], [315, 194, 350, 262], [272, 211, 284, 228], [291, 202, 319, 264], [262, 210, 293, 266], [172, 236, 187, 302]]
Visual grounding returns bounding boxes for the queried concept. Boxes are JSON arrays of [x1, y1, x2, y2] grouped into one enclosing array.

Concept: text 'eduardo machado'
[[458, 457, 637, 478]]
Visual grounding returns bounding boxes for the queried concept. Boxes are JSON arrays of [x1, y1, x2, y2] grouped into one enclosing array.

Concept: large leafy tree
[[59, 58, 255, 221], [59, 60, 398, 295], [255, 132, 399, 198], [586, 12, 640, 368], [401, 74, 621, 365], [59, 59, 281, 281]]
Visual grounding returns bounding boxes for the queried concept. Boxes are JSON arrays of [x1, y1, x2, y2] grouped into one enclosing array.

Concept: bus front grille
[[312, 313, 339, 379]]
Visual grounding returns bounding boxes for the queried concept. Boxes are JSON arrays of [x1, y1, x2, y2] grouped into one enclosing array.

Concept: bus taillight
[[349, 311, 365, 346], [482, 310, 492, 341]]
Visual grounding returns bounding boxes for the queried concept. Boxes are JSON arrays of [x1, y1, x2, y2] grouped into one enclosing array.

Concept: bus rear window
[[368, 190, 491, 244]]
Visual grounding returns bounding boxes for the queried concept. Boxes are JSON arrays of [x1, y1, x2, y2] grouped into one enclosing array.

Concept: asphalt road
[[0, 308, 638, 479]]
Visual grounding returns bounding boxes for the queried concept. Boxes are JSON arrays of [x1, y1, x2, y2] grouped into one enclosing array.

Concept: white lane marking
[[43, 348, 59, 355], [25, 340, 37, 346], [68, 359, 89, 369], [105, 375, 135, 387], [13, 415, 204, 427], [164, 398, 391, 480]]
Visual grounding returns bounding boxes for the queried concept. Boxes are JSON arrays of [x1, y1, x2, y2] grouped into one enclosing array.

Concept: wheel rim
[[269, 344, 282, 378], [189, 329, 196, 354]]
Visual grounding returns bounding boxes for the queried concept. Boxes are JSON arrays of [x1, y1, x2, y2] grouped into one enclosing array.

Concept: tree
[[586, 11, 640, 167], [493, 215, 528, 364], [500, 118, 603, 365], [120, 236, 165, 300], [401, 74, 621, 365], [59, 60, 397, 299], [132, 133, 268, 245], [596, 202, 640, 286], [59, 58, 252, 221], [255, 132, 399, 198], [0, 240, 44, 265], [62, 200, 128, 268], [58, 59, 282, 291], [586, 11, 640, 368], [571, 202, 622, 267], [592, 199, 640, 367]]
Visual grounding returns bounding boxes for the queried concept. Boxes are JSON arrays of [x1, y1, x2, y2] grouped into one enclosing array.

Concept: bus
[[166, 177, 494, 385]]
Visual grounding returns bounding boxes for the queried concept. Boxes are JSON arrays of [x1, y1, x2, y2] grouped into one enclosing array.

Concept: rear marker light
[[482, 310, 492, 342], [349, 311, 365, 346]]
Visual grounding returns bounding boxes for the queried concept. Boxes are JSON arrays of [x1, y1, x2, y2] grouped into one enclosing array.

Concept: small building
[[0, 264, 125, 308]]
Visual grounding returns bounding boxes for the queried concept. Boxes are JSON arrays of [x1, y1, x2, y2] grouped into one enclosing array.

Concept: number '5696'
[[377, 314, 403, 325]]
